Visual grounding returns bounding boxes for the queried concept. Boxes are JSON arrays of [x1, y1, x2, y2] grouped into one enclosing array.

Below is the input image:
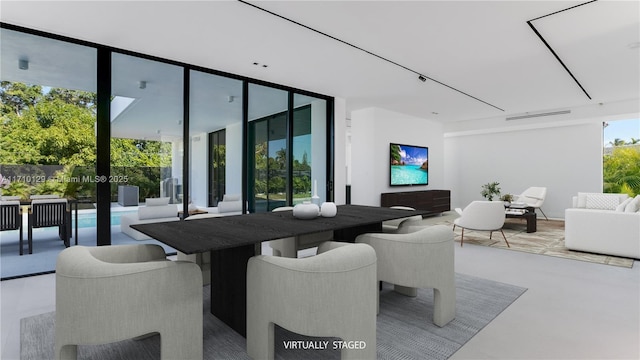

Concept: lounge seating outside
[[27, 198, 70, 255], [55, 244, 202, 360], [1, 200, 23, 255], [120, 198, 180, 240]]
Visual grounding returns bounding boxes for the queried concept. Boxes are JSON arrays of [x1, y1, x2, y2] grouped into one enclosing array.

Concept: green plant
[[500, 193, 513, 202], [481, 182, 501, 201]]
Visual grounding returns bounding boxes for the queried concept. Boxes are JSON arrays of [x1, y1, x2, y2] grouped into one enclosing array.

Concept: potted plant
[[500, 193, 514, 207], [481, 182, 501, 201]]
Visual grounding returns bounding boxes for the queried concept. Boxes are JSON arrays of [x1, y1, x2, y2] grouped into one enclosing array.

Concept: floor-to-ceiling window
[[110, 53, 183, 242], [1, 23, 334, 278], [603, 118, 640, 197], [248, 84, 288, 212], [0, 28, 97, 278], [189, 70, 242, 209]]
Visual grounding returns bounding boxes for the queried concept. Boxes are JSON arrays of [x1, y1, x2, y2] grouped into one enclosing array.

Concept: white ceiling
[[1, 0, 638, 128]]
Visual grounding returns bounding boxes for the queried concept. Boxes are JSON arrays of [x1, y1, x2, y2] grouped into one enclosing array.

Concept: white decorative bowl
[[293, 202, 320, 219], [320, 202, 337, 217]]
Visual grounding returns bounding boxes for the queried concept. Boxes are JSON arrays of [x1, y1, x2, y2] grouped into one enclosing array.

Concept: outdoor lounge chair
[[28, 198, 71, 254], [1, 200, 24, 255]]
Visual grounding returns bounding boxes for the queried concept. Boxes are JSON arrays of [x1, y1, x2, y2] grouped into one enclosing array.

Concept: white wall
[[350, 107, 445, 206], [225, 122, 243, 196], [444, 121, 604, 219], [189, 133, 208, 207], [333, 97, 348, 204]]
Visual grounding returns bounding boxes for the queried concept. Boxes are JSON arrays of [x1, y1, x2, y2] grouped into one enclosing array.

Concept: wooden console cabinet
[[380, 190, 451, 214]]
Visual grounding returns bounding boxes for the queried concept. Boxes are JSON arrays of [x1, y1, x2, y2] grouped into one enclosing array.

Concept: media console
[[380, 190, 451, 214]]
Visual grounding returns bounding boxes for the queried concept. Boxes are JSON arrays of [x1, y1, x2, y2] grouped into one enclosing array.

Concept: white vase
[[320, 202, 337, 217], [293, 202, 320, 219]]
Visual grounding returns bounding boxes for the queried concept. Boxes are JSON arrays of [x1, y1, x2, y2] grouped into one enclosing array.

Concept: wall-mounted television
[[390, 143, 428, 186]]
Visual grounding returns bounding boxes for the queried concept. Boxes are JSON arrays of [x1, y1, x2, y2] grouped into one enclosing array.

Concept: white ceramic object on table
[[293, 202, 320, 219], [320, 202, 337, 217]]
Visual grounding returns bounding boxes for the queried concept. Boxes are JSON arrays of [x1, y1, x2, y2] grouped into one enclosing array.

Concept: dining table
[[132, 204, 431, 337]]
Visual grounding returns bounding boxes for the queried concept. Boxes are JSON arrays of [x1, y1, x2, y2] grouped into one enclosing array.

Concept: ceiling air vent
[[506, 110, 570, 121]]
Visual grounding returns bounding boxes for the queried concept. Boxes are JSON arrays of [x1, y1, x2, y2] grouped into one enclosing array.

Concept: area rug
[[441, 218, 634, 268], [21, 273, 526, 360]]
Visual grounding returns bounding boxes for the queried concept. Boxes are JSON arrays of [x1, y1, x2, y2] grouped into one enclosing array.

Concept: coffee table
[[505, 205, 537, 233]]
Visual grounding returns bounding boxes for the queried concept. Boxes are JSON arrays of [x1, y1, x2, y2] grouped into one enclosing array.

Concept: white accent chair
[[247, 242, 377, 360], [356, 224, 456, 327], [382, 206, 423, 233], [453, 201, 510, 247], [269, 206, 333, 257], [120, 198, 179, 240], [514, 186, 548, 220], [176, 214, 221, 285], [55, 244, 203, 360]]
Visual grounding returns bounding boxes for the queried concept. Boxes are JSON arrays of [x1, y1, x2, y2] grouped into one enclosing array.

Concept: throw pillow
[[146, 197, 170, 206], [585, 194, 619, 210], [616, 197, 633, 212], [625, 196, 640, 213]]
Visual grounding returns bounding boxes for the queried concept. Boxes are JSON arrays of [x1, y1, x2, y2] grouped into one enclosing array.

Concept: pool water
[[74, 211, 137, 228]]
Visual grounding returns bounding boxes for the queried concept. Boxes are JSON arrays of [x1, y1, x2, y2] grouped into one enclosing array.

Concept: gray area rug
[[21, 273, 526, 360]]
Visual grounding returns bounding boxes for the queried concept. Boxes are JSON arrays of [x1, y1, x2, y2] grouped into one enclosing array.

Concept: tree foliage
[[1, 81, 171, 200], [603, 146, 640, 197]]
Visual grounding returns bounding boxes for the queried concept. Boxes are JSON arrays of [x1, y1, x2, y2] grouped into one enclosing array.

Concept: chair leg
[[27, 215, 33, 255], [433, 285, 456, 327], [500, 229, 510, 248], [538, 208, 549, 220], [489, 231, 493, 240], [460, 228, 464, 247]]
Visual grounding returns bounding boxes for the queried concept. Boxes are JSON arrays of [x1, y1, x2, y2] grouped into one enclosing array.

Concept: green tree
[[603, 147, 640, 197]]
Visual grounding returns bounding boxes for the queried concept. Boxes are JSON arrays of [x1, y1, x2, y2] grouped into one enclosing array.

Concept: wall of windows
[[0, 23, 333, 278]]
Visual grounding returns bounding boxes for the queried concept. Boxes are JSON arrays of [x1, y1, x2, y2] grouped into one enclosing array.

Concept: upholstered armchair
[[55, 244, 203, 360], [176, 214, 219, 285], [514, 186, 548, 220], [247, 242, 377, 360], [269, 206, 333, 257], [0, 200, 23, 254], [356, 224, 456, 327], [382, 206, 423, 233], [453, 200, 510, 247]]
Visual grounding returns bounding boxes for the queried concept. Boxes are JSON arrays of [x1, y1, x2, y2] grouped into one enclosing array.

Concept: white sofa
[[565, 193, 640, 259], [120, 198, 180, 240]]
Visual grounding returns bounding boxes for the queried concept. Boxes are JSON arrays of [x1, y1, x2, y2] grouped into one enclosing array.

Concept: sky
[[603, 118, 640, 146]]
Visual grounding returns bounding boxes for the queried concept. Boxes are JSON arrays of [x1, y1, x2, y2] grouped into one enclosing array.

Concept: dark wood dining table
[[132, 204, 430, 337]]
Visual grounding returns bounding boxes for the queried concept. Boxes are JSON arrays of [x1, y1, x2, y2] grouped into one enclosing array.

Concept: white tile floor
[[2, 223, 639, 360]]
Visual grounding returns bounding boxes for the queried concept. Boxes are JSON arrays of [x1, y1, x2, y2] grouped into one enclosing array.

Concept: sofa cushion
[[146, 197, 170, 206], [217, 200, 242, 213], [625, 196, 640, 213], [585, 194, 621, 210], [616, 197, 633, 212], [138, 204, 177, 220], [222, 194, 241, 201], [577, 192, 627, 209]]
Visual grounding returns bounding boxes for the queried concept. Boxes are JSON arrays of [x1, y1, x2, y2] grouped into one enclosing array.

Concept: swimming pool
[[74, 211, 137, 228]]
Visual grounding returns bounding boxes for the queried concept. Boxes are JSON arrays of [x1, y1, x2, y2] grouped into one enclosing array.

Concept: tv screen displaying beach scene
[[390, 143, 428, 186]]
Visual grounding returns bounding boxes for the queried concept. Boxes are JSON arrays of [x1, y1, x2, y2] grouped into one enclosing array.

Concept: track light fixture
[[139, 81, 147, 89], [19, 59, 29, 70], [418, 75, 426, 82]]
